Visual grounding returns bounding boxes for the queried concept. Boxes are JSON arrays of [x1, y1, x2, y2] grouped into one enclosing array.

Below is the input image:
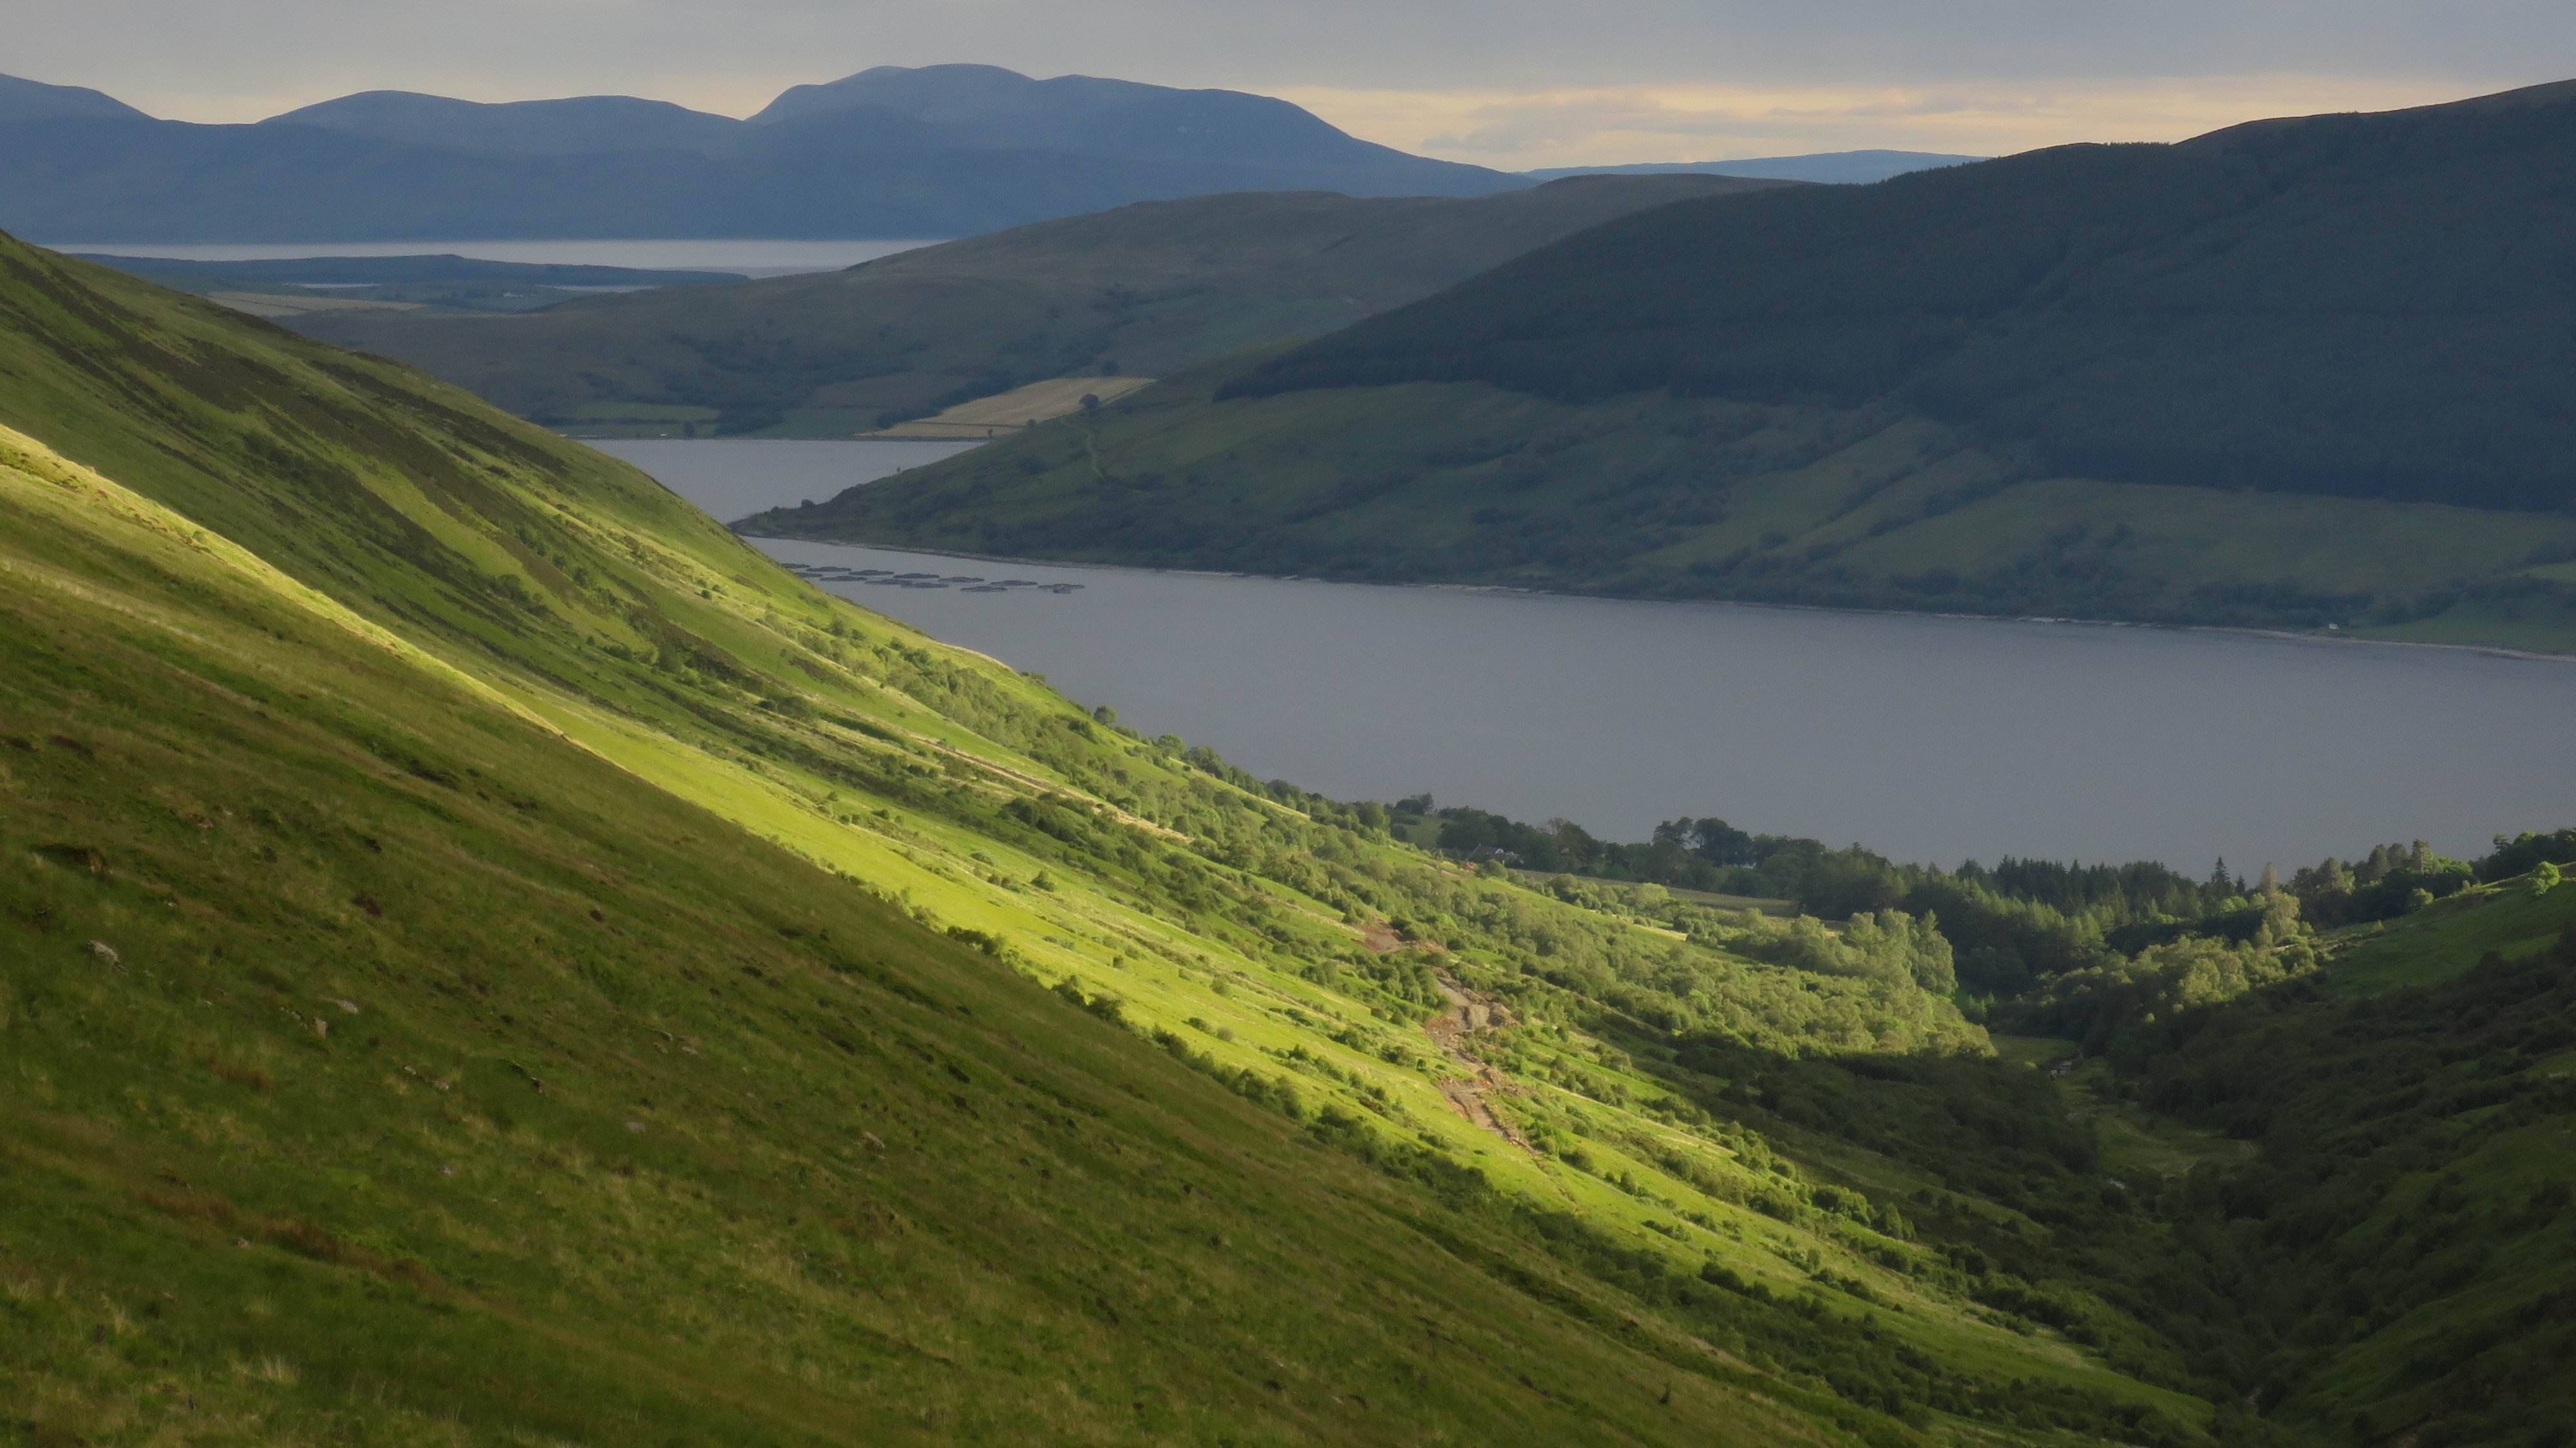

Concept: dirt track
[[1424, 977, 1533, 1150]]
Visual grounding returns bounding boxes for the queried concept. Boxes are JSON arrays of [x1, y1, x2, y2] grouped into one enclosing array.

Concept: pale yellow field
[[871, 374, 1154, 436], [209, 291, 424, 318], [214, 290, 425, 318]]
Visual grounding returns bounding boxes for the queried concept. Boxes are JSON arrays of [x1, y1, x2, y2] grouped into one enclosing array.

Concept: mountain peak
[[260, 89, 740, 154], [0, 72, 151, 124], [0, 64, 1517, 242], [751, 64, 1048, 126], [744, 62, 1497, 178]]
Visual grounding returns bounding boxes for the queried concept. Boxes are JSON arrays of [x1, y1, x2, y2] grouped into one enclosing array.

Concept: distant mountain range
[[766, 81, 2576, 655], [0, 64, 1520, 242], [0, 72, 148, 122], [1524, 151, 1982, 185], [1, 67, 1989, 244]]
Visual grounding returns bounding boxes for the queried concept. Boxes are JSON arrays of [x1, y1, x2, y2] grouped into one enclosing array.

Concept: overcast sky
[[10, 0, 2573, 165]]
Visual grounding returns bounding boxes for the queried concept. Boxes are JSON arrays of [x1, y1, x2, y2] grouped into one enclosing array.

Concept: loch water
[[605, 439, 2576, 872], [48, 240, 933, 278], [590, 439, 981, 517]]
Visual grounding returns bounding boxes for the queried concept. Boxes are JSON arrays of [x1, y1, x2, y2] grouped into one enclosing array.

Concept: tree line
[[1390, 797, 2576, 1008]]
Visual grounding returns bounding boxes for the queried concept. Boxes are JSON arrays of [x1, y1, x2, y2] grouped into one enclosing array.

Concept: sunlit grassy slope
[[5, 424, 1750, 1445], [0, 236, 2209, 1442], [10, 226, 2573, 1447]]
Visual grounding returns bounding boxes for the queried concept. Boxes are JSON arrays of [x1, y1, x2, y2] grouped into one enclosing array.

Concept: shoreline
[[736, 527, 2576, 667]]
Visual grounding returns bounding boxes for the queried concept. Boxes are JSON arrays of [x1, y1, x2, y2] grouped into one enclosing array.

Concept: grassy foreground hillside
[[0, 234, 2214, 1442], [6, 229, 2572, 1447], [768, 82, 2576, 653], [293, 175, 1784, 437], [5, 424, 1761, 1445]]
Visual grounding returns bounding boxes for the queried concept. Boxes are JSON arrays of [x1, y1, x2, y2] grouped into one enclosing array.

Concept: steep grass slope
[[0, 236, 2199, 1442], [2, 426, 1768, 1445], [10, 229, 2571, 1447], [294, 175, 1786, 437], [779, 83, 2576, 652]]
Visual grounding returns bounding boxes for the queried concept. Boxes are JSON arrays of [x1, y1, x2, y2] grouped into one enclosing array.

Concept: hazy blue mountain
[[263, 90, 743, 154], [752, 63, 1474, 176], [0, 72, 149, 122], [755, 62, 1090, 125], [1524, 149, 1982, 184], [0, 65, 1519, 243]]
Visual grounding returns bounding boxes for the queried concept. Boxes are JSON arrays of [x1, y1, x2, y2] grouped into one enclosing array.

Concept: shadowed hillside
[[1523, 151, 1980, 184], [298, 174, 1787, 437], [1236, 81, 2576, 511], [771, 81, 2576, 652]]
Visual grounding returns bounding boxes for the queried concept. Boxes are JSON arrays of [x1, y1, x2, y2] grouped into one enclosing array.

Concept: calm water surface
[[607, 441, 2576, 871], [48, 239, 933, 278], [591, 439, 980, 518]]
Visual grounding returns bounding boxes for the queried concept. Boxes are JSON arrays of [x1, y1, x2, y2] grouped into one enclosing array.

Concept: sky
[[8, 0, 2573, 166]]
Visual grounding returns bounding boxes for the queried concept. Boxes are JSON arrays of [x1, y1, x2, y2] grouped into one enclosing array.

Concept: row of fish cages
[[782, 562, 1084, 595]]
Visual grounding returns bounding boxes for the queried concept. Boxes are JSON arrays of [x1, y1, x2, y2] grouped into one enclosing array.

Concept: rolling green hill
[[0, 230, 2181, 1443], [5, 225, 2571, 1447], [290, 174, 1788, 438], [765, 82, 2576, 653]]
